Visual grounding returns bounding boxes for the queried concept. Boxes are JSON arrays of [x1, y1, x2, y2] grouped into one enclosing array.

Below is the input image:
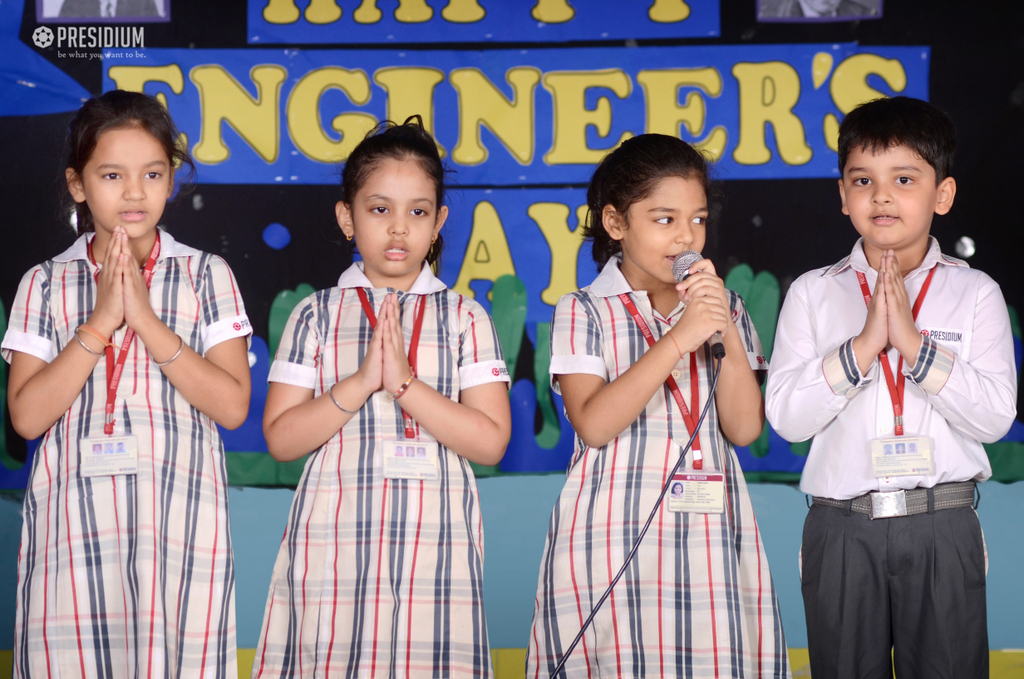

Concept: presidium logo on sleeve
[[920, 328, 964, 344]]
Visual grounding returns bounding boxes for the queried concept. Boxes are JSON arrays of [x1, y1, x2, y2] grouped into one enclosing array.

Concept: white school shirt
[[765, 237, 1017, 500]]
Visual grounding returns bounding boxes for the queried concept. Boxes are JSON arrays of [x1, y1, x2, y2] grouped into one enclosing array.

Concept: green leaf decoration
[[269, 284, 316, 361], [490, 274, 527, 380], [534, 322, 561, 449]]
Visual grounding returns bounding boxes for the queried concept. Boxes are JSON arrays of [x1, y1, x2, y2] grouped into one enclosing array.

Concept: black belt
[[812, 481, 977, 520]]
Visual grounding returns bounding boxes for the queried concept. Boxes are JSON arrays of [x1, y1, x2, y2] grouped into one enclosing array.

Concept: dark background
[[3, 0, 1024, 461]]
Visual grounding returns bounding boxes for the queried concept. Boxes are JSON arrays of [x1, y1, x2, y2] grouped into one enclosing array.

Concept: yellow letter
[[450, 67, 540, 165], [648, 0, 690, 22], [190, 65, 286, 164], [305, 0, 341, 24], [532, 0, 574, 23], [108, 63, 183, 109], [287, 67, 378, 162], [823, 53, 907, 151], [636, 67, 726, 159], [353, 0, 432, 22], [442, 0, 485, 22], [262, 0, 299, 24], [373, 67, 446, 154], [543, 70, 632, 165], [528, 203, 587, 306], [452, 201, 517, 299], [732, 61, 812, 166]]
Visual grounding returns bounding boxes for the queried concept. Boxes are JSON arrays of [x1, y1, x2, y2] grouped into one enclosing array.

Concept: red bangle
[[78, 323, 111, 347], [667, 332, 685, 360], [392, 375, 414, 400]]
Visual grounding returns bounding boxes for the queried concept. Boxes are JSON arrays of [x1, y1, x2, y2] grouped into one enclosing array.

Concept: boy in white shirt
[[766, 96, 1017, 679]]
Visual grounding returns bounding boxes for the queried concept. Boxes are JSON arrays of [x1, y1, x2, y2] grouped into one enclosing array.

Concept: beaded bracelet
[[391, 375, 414, 400], [329, 384, 358, 414], [153, 335, 184, 367]]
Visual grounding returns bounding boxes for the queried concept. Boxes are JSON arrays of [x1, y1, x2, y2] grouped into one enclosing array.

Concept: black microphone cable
[[548, 355, 723, 679]]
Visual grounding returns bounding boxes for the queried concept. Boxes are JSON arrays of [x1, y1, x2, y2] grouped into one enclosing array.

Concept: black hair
[[65, 89, 195, 234], [584, 134, 711, 268], [838, 96, 956, 183], [340, 115, 447, 268]]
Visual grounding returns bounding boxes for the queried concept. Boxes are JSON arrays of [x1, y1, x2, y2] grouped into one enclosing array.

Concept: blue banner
[[247, 0, 720, 45], [103, 43, 929, 185]]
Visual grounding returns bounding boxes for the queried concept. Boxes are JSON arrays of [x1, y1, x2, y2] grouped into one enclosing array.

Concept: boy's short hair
[[838, 96, 956, 183]]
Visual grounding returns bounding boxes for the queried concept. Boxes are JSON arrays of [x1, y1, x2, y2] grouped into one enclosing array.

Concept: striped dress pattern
[[252, 264, 508, 679], [527, 266, 791, 679], [1, 231, 251, 679]]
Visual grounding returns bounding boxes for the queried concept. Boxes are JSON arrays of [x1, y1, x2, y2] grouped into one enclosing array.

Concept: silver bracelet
[[153, 335, 184, 367], [74, 328, 104, 356], [329, 384, 358, 414]]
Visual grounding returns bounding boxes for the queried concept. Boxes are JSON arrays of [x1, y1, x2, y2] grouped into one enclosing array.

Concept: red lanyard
[[618, 294, 705, 469], [88, 234, 161, 435], [855, 266, 936, 436], [357, 288, 426, 440]]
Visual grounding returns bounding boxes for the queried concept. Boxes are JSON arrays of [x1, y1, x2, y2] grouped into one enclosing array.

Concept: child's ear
[[66, 168, 85, 203], [837, 178, 850, 216], [934, 176, 956, 215], [602, 205, 626, 241], [433, 205, 448, 239], [335, 201, 355, 240]]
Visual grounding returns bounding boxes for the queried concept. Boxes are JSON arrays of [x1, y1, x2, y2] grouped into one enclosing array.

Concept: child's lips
[[872, 214, 898, 224], [120, 210, 146, 222], [385, 247, 408, 261]]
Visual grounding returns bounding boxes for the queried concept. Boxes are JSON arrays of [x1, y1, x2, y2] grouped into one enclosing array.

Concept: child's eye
[[896, 176, 912, 185], [103, 173, 120, 180], [692, 217, 706, 225], [146, 172, 162, 179], [655, 217, 672, 225], [853, 177, 870, 186], [371, 206, 388, 214], [411, 208, 428, 217]]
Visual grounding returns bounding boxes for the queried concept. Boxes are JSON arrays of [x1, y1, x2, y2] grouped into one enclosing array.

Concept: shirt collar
[[52, 228, 201, 263], [587, 256, 685, 318], [821, 236, 968, 278], [336, 261, 447, 294]]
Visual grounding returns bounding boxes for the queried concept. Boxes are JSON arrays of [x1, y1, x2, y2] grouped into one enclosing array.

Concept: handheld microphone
[[672, 250, 726, 360]]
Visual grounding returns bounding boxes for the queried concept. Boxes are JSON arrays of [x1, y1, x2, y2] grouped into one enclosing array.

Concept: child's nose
[[122, 176, 145, 199]]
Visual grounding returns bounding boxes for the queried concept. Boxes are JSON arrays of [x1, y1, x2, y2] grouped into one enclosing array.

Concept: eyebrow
[[95, 160, 169, 170], [364, 194, 434, 205], [846, 164, 924, 173]]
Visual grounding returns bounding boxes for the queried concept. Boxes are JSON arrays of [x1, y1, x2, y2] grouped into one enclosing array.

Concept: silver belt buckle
[[870, 490, 908, 519]]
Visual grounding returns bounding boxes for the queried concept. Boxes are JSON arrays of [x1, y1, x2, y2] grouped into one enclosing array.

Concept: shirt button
[[671, 369, 681, 379]]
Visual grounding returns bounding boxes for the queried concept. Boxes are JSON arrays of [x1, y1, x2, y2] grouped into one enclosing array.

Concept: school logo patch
[[492, 366, 509, 377], [232, 318, 252, 332]]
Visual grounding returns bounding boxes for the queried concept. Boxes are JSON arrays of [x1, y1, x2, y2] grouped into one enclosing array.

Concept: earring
[[431, 235, 437, 244], [345, 233, 353, 241]]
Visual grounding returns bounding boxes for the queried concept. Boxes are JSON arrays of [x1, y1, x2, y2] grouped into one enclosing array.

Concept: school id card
[[870, 435, 935, 478], [382, 439, 440, 481], [667, 471, 725, 514], [80, 435, 139, 477]]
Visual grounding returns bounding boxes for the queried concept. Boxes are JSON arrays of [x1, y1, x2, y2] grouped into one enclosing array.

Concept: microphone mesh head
[[672, 250, 703, 282]]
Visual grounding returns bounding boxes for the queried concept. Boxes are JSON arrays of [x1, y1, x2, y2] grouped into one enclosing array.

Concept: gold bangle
[[329, 384, 358, 414], [153, 335, 184, 367], [667, 332, 685, 360], [391, 375, 414, 400], [78, 324, 111, 347], [74, 328, 104, 356]]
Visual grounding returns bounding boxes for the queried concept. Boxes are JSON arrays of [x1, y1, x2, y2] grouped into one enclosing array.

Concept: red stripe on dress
[[23, 269, 39, 331], [703, 516, 720, 677], [112, 480, 132, 666], [753, 514, 765, 675], [568, 298, 578, 355], [565, 447, 593, 678], [142, 309, 162, 679], [405, 480, 425, 673], [369, 479, 390, 676], [325, 295, 345, 675], [199, 443, 221, 676], [39, 428, 55, 677], [657, 435, 671, 678], [60, 264, 89, 677], [254, 594, 277, 677], [603, 297, 622, 677]]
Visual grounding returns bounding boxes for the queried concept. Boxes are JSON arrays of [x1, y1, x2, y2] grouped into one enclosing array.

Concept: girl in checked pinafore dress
[[527, 135, 791, 678]]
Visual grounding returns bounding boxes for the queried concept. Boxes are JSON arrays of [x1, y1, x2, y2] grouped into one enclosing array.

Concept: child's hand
[[851, 254, 890, 374], [121, 231, 158, 332], [675, 258, 730, 335], [882, 252, 923, 364], [353, 301, 385, 395], [380, 294, 414, 395], [88, 226, 126, 337], [670, 293, 729, 356]]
